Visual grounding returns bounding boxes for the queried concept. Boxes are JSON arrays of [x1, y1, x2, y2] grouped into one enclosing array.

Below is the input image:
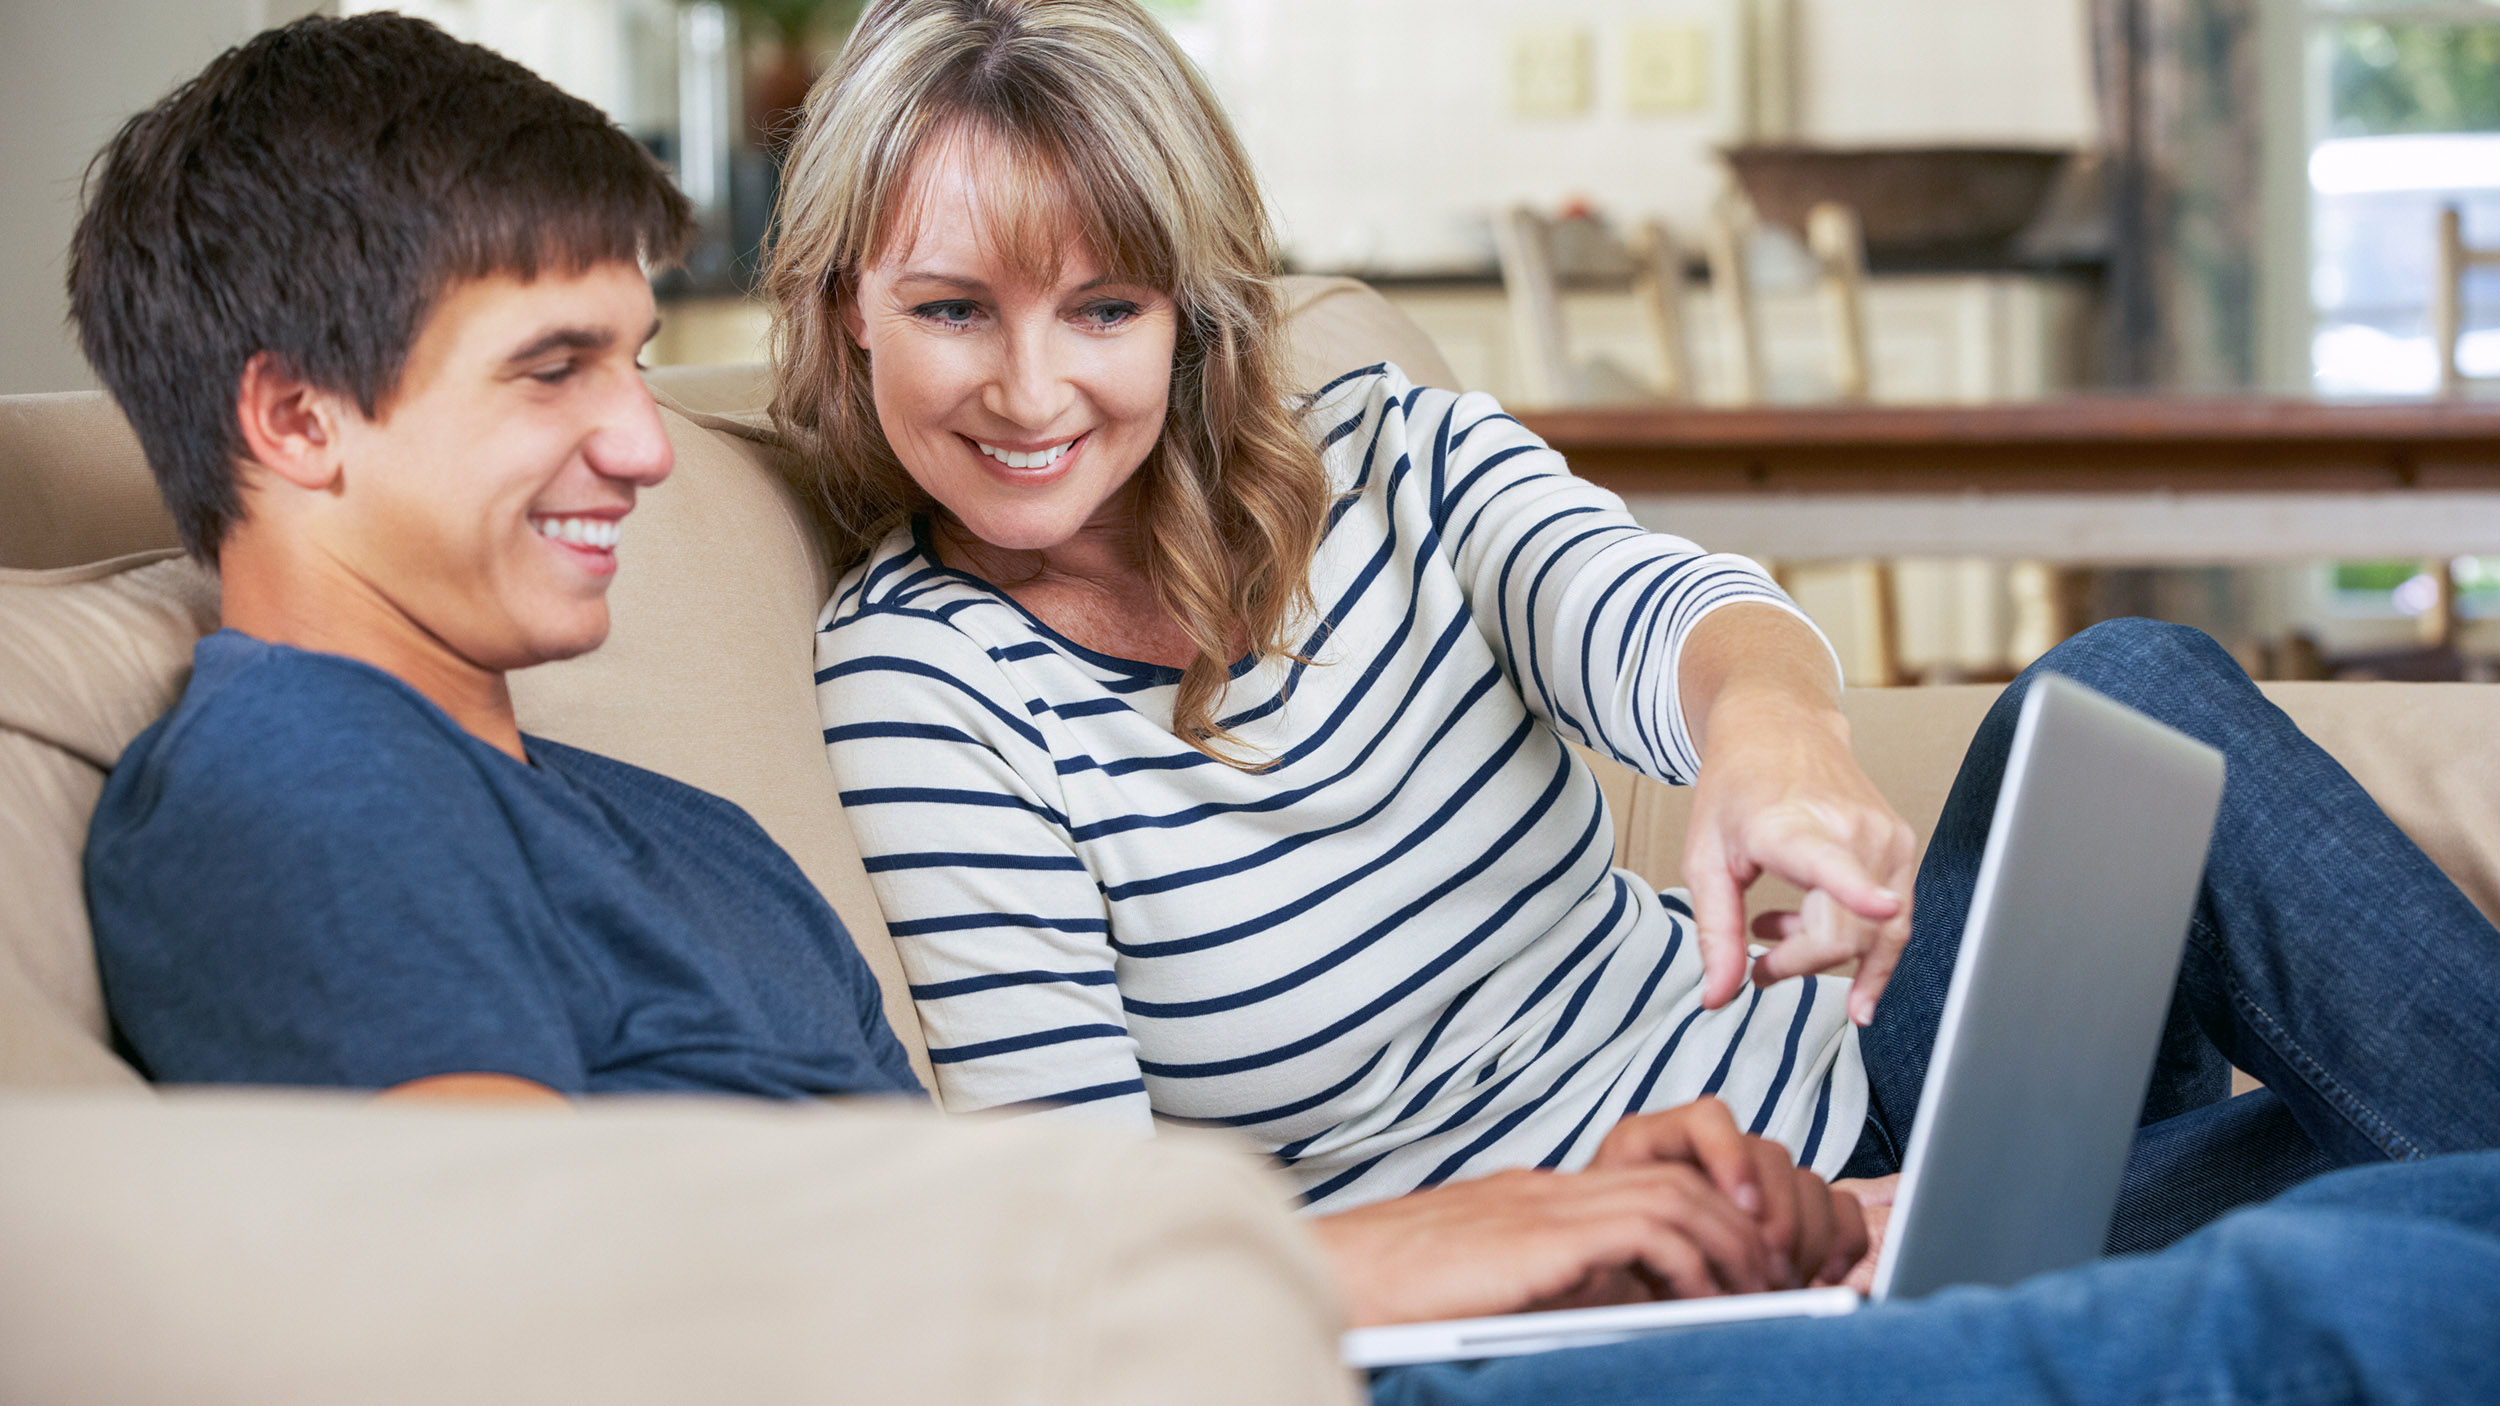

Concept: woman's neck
[[928, 491, 1219, 669]]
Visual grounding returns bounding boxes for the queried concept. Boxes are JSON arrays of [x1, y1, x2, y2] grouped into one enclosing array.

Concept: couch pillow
[[0, 392, 181, 571], [0, 550, 219, 1089]]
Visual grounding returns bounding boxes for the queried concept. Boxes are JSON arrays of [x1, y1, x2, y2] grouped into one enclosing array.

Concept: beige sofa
[[5, 276, 2498, 1402]]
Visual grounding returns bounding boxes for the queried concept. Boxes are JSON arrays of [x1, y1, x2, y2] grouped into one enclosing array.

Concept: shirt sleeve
[[815, 606, 1152, 1133], [86, 675, 589, 1094], [1349, 369, 1840, 787]]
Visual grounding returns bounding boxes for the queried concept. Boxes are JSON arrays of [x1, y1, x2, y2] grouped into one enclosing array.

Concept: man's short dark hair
[[68, 13, 696, 563]]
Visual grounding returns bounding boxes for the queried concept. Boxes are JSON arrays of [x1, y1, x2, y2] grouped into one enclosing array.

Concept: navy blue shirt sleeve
[[87, 654, 590, 1094]]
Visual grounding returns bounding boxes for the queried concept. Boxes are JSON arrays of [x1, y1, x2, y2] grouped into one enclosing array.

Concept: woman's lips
[[967, 431, 1088, 484]]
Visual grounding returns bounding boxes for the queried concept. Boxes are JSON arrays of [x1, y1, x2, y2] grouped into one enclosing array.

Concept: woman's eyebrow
[[894, 271, 989, 292]]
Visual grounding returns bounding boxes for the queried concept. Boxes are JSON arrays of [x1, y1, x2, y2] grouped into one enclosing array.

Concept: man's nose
[[589, 375, 675, 487]]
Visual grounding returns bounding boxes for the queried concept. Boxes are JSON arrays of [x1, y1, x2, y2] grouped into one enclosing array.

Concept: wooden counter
[[1518, 398, 2500, 496], [1514, 398, 2500, 566]]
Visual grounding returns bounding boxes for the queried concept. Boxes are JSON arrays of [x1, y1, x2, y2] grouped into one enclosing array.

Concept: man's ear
[[234, 351, 348, 492]]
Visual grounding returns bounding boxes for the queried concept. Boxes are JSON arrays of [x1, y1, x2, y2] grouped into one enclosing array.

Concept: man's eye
[[528, 360, 579, 385], [913, 300, 981, 327], [1079, 300, 1141, 328]]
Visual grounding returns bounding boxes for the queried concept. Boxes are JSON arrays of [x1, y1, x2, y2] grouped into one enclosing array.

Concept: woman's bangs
[[870, 119, 1172, 295]]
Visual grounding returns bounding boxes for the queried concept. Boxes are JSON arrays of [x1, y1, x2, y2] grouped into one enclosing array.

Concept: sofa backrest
[[1588, 682, 2500, 934], [0, 276, 1458, 1092]]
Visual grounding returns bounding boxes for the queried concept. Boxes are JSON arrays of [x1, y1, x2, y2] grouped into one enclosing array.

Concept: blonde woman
[[772, 0, 2500, 1342]]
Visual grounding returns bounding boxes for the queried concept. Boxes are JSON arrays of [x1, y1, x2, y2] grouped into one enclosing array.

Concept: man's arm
[[380, 1073, 569, 1105]]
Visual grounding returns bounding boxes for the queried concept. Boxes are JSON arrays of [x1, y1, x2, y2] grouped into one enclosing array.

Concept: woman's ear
[[233, 351, 348, 492], [837, 276, 868, 351]]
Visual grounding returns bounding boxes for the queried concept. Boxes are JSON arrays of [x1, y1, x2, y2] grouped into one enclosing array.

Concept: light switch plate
[[1510, 27, 1593, 118], [1625, 24, 1711, 115]]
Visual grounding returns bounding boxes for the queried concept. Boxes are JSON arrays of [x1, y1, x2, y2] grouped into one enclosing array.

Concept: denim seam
[[2224, 965, 2424, 1163]]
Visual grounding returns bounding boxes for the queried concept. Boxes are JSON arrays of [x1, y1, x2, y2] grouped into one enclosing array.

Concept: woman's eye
[[1079, 300, 1142, 329], [913, 300, 982, 327]]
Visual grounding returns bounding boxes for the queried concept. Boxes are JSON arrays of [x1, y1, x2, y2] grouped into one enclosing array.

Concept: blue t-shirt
[[86, 630, 922, 1100]]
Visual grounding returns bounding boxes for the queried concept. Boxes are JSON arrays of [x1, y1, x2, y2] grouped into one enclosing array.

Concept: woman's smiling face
[[844, 128, 1178, 557]]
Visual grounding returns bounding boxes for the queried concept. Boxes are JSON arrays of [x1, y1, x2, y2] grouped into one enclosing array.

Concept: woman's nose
[[984, 321, 1077, 428]]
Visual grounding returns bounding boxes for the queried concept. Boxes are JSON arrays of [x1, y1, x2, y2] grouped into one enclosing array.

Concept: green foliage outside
[[2333, 557, 2500, 614], [2328, 19, 2500, 136], [682, 0, 867, 50]]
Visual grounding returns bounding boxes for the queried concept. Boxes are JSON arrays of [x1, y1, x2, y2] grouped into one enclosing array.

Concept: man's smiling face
[[317, 260, 673, 672]]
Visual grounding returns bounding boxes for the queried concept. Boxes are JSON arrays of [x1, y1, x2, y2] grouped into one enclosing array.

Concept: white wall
[[1186, 0, 2099, 275], [0, 1, 290, 394], [1188, 0, 1749, 273], [1795, 0, 2097, 146]]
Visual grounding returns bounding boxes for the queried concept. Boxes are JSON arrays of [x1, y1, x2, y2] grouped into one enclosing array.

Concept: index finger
[[1681, 831, 1753, 1011], [1755, 833, 1901, 926]]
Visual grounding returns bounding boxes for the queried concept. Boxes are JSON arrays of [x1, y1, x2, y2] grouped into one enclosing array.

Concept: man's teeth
[[531, 516, 621, 549], [976, 439, 1073, 470]]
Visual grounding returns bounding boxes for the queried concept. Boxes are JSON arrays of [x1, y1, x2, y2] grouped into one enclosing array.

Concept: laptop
[[1343, 673, 2227, 1369]]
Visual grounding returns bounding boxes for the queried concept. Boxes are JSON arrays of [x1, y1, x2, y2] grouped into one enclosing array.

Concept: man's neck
[[217, 535, 529, 763]]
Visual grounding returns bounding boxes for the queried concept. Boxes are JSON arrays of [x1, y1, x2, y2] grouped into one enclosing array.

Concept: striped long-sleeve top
[[815, 364, 1867, 1212]]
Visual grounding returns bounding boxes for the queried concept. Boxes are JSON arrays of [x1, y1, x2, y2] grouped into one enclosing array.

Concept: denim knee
[[2021, 619, 2248, 714]]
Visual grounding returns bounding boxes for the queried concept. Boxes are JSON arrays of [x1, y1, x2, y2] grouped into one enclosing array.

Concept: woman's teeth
[[532, 516, 621, 549], [976, 439, 1074, 470]]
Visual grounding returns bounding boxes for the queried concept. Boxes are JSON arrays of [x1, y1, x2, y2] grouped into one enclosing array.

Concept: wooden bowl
[[1721, 145, 2074, 262]]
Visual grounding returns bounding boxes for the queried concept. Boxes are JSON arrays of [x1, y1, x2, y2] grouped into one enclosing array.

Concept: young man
[[73, 13, 918, 1107], [69, 15, 2500, 1404]]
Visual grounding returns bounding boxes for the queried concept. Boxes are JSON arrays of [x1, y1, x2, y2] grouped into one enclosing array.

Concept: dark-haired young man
[[76, 12, 920, 1104], [69, 15, 2500, 1406]]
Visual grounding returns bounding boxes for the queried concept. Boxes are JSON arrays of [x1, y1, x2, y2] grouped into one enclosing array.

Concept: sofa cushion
[[0, 551, 219, 1089], [0, 1092, 1355, 1406]]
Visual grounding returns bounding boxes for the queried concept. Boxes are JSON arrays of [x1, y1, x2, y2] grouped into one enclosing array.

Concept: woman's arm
[[1675, 603, 1916, 1025], [1357, 370, 1914, 1019]]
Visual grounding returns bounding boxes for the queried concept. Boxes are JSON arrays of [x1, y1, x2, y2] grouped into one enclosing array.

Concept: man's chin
[[496, 606, 613, 672]]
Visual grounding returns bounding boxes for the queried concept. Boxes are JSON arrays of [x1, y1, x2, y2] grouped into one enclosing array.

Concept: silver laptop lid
[[1869, 672, 2225, 1302]]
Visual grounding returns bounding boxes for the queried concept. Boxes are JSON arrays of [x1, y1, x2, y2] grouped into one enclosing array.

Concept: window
[[2305, 1, 2500, 396]]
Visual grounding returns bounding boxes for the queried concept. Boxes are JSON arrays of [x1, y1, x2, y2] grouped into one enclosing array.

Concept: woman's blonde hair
[[765, 0, 1330, 763]]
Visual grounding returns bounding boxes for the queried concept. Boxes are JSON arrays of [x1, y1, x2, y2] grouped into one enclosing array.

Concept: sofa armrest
[[0, 1094, 1359, 1406]]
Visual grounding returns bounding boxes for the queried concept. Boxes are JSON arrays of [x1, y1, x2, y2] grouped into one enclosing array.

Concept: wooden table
[[1517, 398, 2500, 565]]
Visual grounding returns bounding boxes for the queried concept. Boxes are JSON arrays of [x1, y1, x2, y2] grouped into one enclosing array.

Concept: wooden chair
[[1491, 206, 1681, 406], [2434, 204, 2500, 400], [1703, 196, 1873, 405]]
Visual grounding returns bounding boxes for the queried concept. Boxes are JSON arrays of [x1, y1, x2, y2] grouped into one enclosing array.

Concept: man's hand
[[1677, 607, 1918, 1025], [1589, 1098, 1868, 1288], [1310, 1162, 1778, 1327]]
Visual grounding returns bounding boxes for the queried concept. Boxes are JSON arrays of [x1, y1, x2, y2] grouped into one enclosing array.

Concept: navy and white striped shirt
[[816, 364, 1865, 1211]]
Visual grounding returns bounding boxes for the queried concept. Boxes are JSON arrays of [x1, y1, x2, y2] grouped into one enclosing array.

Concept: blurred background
[[5, 0, 2497, 683]]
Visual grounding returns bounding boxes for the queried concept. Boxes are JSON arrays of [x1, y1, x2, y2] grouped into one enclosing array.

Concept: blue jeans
[[1847, 620, 2500, 1251], [1374, 620, 2500, 1403], [1372, 1151, 2500, 1406]]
